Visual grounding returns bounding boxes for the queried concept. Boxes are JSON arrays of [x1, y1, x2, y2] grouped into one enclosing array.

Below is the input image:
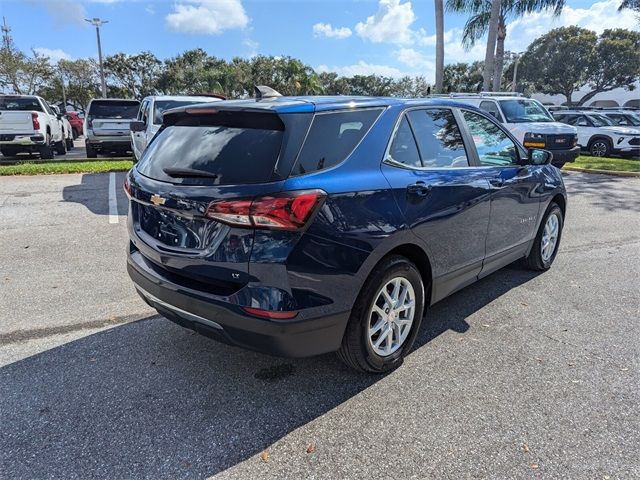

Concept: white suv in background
[[130, 95, 223, 161], [552, 111, 640, 158], [439, 93, 580, 167]]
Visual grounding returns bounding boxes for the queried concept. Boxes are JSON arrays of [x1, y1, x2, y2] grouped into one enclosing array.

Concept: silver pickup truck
[[84, 98, 140, 158]]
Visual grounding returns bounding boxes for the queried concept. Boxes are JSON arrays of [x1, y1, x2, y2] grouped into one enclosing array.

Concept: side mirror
[[527, 148, 553, 166], [130, 120, 145, 132]]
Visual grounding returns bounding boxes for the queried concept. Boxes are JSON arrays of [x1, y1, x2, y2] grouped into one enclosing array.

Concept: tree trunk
[[565, 90, 572, 106], [492, 14, 506, 92], [434, 0, 444, 93], [483, 0, 502, 91], [576, 88, 607, 106]]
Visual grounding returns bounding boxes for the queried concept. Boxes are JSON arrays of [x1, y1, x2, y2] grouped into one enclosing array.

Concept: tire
[[72, 128, 79, 140], [40, 134, 54, 160], [589, 138, 611, 157], [337, 255, 425, 373], [85, 143, 97, 158], [524, 203, 563, 271], [55, 138, 67, 155], [66, 138, 74, 150]]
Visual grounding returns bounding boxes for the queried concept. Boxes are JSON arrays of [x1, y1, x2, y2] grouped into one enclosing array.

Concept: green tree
[[103, 51, 163, 98], [443, 61, 484, 92], [0, 36, 53, 95], [446, 0, 565, 91], [577, 28, 640, 105], [518, 26, 596, 104]]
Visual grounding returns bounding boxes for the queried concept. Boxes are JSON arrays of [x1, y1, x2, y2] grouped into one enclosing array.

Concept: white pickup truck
[[0, 95, 66, 159]]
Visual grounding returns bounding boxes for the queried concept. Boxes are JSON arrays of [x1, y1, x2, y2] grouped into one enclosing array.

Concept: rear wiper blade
[[162, 167, 219, 179]]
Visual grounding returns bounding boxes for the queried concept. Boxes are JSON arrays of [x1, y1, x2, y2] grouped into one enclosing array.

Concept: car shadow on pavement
[[62, 172, 128, 216], [562, 171, 640, 212], [0, 265, 540, 479]]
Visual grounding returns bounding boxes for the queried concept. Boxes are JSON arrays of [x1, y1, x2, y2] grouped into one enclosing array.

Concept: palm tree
[[482, 0, 501, 91], [447, 0, 565, 91], [435, 0, 445, 93]]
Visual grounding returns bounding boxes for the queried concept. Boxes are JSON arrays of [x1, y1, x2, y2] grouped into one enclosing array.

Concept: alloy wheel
[[541, 212, 560, 262], [591, 141, 608, 157], [367, 277, 415, 357]]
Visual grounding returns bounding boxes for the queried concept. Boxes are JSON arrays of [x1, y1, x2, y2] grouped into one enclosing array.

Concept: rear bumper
[[86, 136, 131, 151], [127, 249, 349, 358], [0, 133, 45, 146], [548, 146, 580, 164]]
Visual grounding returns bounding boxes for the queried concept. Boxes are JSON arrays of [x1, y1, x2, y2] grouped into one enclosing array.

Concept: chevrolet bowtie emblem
[[150, 194, 166, 206]]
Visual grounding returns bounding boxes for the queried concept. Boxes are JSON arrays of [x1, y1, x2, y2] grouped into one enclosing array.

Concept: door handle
[[407, 181, 432, 197], [489, 178, 504, 188]]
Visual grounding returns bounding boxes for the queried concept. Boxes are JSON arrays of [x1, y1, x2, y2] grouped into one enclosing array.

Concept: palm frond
[[461, 11, 492, 49]]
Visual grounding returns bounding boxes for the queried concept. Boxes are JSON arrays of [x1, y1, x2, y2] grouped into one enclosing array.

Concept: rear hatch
[[128, 108, 308, 292], [88, 100, 140, 136], [0, 96, 42, 133]]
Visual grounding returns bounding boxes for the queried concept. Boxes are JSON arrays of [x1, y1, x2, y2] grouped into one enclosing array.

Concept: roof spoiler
[[254, 85, 282, 100]]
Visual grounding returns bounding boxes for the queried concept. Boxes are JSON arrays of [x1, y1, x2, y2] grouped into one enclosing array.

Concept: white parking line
[[108, 172, 118, 224]]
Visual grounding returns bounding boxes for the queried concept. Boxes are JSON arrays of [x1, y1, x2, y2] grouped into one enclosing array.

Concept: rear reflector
[[241, 306, 298, 319], [206, 190, 325, 230]]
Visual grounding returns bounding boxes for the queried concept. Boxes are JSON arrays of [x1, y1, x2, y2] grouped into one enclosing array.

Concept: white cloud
[[243, 38, 259, 57], [37, 0, 86, 27], [506, 0, 639, 52], [317, 61, 406, 78], [166, 0, 249, 35], [396, 48, 434, 70], [313, 23, 352, 39], [34, 47, 72, 63], [355, 0, 419, 44]]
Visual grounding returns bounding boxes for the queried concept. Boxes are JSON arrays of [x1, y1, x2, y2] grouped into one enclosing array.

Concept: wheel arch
[[551, 193, 566, 217], [587, 135, 612, 148], [378, 243, 433, 305]]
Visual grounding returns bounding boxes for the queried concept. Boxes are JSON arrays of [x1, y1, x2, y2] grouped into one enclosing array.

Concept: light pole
[[512, 52, 523, 93], [85, 17, 108, 97]]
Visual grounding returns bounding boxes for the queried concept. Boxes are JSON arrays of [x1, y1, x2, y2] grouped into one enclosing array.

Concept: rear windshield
[[291, 108, 383, 176], [88, 100, 140, 119], [499, 99, 553, 123], [0, 97, 43, 112], [136, 114, 284, 185], [153, 100, 216, 124]]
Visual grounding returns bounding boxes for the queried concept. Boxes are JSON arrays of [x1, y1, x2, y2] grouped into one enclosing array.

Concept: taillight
[[206, 190, 325, 230], [87, 116, 93, 128], [31, 113, 40, 130]]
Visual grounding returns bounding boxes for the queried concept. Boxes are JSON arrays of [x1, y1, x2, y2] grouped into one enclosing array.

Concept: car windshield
[[588, 114, 614, 127], [89, 100, 140, 119], [0, 97, 43, 112], [498, 99, 553, 123], [153, 100, 215, 124]]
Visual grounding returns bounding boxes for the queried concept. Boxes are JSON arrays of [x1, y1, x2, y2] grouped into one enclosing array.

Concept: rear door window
[[291, 108, 382, 175], [88, 100, 140, 119], [136, 111, 284, 186], [387, 116, 421, 168], [479, 101, 504, 122], [406, 109, 469, 168]]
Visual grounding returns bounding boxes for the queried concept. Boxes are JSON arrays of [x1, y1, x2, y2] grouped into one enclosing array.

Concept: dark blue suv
[[125, 95, 566, 373]]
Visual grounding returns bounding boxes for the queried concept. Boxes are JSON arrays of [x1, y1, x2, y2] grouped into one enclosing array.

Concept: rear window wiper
[[162, 167, 219, 179]]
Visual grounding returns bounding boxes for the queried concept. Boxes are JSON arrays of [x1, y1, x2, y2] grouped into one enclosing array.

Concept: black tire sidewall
[[355, 258, 425, 372]]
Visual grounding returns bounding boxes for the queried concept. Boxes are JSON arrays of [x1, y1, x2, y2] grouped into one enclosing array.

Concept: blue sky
[[1, 0, 637, 81]]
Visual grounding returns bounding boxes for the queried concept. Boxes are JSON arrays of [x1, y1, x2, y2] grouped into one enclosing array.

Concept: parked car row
[[551, 110, 640, 158], [0, 95, 69, 159]]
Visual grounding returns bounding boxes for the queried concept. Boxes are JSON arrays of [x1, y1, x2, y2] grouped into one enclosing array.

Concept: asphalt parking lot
[[0, 171, 638, 479]]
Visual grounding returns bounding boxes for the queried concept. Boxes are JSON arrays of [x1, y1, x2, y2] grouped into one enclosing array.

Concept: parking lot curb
[[563, 166, 640, 177]]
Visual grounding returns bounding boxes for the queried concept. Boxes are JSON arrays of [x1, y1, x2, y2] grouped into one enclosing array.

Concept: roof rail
[[428, 91, 524, 98]]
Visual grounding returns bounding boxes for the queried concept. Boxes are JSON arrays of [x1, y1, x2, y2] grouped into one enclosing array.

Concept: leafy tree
[[618, 0, 640, 12], [103, 51, 163, 98], [577, 28, 640, 105], [446, 0, 565, 92], [0, 33, 53, 95], [443, 61, 484, 92], [518, 26, 596, 104]]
